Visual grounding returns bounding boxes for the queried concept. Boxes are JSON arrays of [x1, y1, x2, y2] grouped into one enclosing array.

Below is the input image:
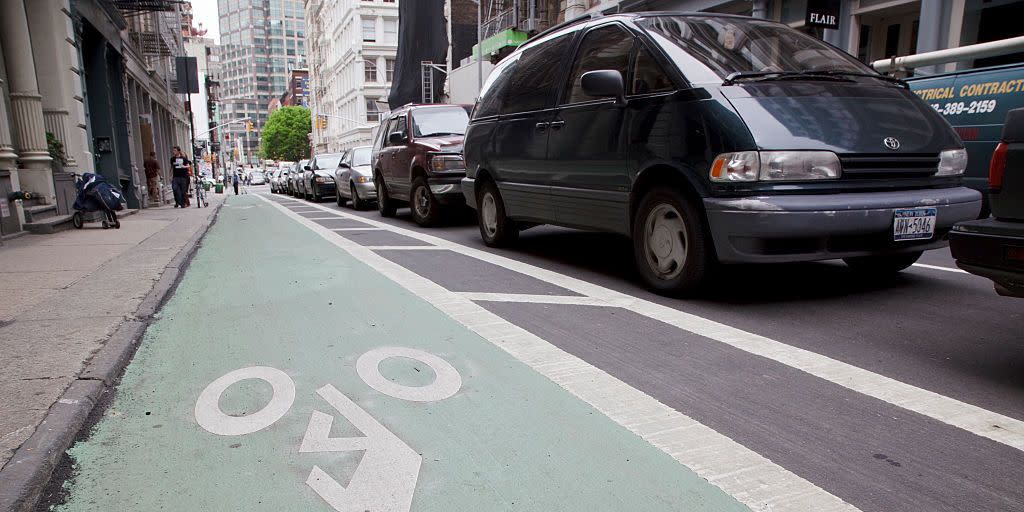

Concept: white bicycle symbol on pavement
[[194, 347, 462, 512]]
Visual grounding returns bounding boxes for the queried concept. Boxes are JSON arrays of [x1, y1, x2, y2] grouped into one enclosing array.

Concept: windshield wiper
[[418, 132, 463, 137], [723, 70, 907, 88], [807, 70, 908, 87]]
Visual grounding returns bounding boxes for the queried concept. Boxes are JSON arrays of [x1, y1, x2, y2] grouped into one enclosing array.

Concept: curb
[[0, 199, 226, 512]]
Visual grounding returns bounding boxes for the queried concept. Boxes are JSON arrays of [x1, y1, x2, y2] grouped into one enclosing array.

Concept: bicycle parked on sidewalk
[[194, 175, 208, 208]]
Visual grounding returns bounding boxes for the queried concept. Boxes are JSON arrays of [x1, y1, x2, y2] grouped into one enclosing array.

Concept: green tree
[[259, 106, 311, 162]]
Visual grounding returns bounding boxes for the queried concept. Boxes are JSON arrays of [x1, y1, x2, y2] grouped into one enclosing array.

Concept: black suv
[[303, 153, 342, 202], [462, 12, 981, 295], [950, 108, 1024, 297], [371, 104, 470, 226]]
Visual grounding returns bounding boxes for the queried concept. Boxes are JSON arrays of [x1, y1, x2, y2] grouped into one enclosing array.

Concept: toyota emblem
[[883, 137, 901, 150]]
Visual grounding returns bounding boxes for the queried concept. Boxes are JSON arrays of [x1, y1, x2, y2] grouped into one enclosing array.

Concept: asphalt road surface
[[49, 188, 1023, 512]]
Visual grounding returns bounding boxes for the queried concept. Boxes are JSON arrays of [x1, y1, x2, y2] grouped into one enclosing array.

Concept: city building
[[0, 0, 193, 237], [217, 0, 306, 165], [282, 68, 311, 108], [183, 10, 221, 174], [306, 0, 399, 154]]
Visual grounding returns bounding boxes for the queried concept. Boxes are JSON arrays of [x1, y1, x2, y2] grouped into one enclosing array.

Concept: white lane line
[[258, 195, 857, 512], [460, 292, 611, 306], [912, 263, 968, 274], [284, 199, 1024, 452], [304, 216, 347, 220], [365, 246, 447, 251], [332, 228, 384, 231]]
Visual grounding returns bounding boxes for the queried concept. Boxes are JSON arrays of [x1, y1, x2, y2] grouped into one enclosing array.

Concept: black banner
[[174, 56, 200, 94], [806, 0, 841, 30]]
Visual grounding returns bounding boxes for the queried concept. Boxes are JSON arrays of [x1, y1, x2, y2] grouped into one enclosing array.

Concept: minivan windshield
[[639, 16, 876, 81], [350, 147, 372, 166], [411, 107, 470, 138]]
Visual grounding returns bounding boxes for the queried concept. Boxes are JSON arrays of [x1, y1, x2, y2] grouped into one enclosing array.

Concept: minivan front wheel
[[633, 188, 711, 295], [477, 180, 517, 246]]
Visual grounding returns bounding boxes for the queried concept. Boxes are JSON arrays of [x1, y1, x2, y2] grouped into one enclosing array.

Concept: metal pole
[[873, 35, 1024, 73], [477, 0, 483, 94]]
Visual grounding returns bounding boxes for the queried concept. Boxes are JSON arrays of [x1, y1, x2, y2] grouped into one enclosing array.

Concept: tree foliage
[[259, 107, 311, 162]]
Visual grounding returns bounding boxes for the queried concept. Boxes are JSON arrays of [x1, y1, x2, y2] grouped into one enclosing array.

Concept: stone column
[[564, 0, 587, 21], [0, 0, 55, 200], [28, 0, 78, 168], [0, 45, 18, 172]]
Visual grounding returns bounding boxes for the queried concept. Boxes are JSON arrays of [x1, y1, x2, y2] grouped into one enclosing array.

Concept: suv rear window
[[638, 15, 871, 79]]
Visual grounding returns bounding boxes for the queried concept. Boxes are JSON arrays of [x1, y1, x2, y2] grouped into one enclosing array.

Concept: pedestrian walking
[[232, 167, 241, 195], [170, 146, 192, 208], [144, 152, 161, 204]]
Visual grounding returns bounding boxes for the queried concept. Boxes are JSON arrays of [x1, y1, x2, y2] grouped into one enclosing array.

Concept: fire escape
[[477, 0, 560, 62]]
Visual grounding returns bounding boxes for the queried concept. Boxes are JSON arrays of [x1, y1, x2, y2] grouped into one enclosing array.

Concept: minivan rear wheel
[[477, 180, 517, 247], [843, 251, 922, 273], [633, 188, 712, 295]]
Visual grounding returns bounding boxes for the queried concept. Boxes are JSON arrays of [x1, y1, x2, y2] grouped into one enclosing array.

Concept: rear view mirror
[[581, 70, 625, 104], [389, 132, 406, 145], [304, 165, 312, 171]]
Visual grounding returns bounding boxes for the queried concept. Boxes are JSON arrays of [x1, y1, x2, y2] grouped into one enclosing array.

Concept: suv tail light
[[990, 142, 1008, 191]]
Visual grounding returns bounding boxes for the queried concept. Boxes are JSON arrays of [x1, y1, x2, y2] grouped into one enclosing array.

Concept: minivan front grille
[[839, 154, 939, 179]]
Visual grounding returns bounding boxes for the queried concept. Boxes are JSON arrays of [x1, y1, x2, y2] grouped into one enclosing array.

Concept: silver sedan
[[335, 146, 377, 210]]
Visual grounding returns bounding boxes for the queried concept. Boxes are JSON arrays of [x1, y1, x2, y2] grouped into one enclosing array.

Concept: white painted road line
[[363, 246, 448, 250], [259, 195, 859, 512], [331, 228, 384, 231], [459, 292, 611, 306], [912, 263, 968, 274], [278, 198, 1024, 453]]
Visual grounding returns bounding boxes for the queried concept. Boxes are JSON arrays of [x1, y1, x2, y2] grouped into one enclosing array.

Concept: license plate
[[893, 208, 937, 241]]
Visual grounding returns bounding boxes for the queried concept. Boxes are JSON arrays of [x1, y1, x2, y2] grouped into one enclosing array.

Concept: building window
[[362, 17, 376, 42], [385, 58, 395, 82], [366, 99, 380, 122], [364, 60, 377, 82], [383, 19, 397, 44]]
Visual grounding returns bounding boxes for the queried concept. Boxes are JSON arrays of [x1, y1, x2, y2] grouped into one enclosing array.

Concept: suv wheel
[[411, 178, 441, 226], [633, 187, 712, 295], [477, 180, 518, 246], [843, 251, 922, 273], [376, 174, 397, 217]]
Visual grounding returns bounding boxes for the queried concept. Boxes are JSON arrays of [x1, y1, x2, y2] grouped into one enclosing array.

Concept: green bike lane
[[53, 195, 748, 512]]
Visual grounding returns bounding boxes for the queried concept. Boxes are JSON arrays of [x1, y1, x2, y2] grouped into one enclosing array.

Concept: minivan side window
[[564, 25, 634, 104], [501, 33, 574, 114], [632, 46, 674, 95], [474, 55, 519, 118]]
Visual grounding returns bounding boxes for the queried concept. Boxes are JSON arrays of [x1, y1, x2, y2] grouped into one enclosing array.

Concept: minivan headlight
[[936, 148, 968, 176], [710, 151, 841, 182], [759, 151, 841, 181]]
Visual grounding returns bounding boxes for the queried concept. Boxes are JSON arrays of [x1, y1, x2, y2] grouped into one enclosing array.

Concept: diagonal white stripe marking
[[332, 228, 384, 231], [274, 196, 1024, 452], [912, 263, 968, 274], [259, 194, 858, 512], [365, 246, 447, 251], [460, 292, 611, 306]]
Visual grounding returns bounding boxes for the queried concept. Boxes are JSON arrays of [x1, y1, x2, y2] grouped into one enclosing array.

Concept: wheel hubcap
[[414, 186, 430, 217], [643, 204, 688, 280], [481, 193, 498, 237]]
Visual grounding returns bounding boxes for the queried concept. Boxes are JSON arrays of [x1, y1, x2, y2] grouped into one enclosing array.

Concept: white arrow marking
[[301, 384, 422, 512]]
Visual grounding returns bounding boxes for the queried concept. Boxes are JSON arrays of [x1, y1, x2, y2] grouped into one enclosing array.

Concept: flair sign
[[806, 0, 841, 30]]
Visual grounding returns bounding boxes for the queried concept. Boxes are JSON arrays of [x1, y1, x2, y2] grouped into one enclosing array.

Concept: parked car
[[461, 12, 982, 295], [249, 171, 266, 185], [303, 153, 342, 202], [289, 159, 309, 196], [335, 146, 376, 210], [270, 168, 288, 193], [950, 108, 1024, 297], [372, 103, 470, 226]]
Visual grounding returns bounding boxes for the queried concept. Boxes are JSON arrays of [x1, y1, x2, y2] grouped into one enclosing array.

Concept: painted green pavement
[[55, 195, 749, 512]]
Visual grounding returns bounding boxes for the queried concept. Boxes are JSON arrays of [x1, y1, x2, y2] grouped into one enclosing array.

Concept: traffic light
[[246, 120, 254, 132]]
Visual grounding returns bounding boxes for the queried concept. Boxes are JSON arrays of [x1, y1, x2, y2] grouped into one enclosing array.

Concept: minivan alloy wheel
[[481, 192, 498, 238], [643, 204, 689, 280]]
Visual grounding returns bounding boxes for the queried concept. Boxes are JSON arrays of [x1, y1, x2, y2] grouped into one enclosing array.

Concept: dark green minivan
[[462, 12, 982, 295]]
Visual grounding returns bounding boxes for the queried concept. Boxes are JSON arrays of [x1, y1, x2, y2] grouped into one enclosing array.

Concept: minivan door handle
[[534, 122, 548, 132], [548, 120, 565, 130]]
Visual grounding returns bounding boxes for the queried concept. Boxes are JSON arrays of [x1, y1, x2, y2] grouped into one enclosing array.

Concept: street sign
[[174, 57, 200, 94], [806, 0, 841, 30]]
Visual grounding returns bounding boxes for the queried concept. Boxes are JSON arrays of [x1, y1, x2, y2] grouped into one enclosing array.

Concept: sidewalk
[[0, 190, 227, 474]]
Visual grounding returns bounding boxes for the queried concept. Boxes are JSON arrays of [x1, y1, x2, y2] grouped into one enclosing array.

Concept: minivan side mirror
[[581, 70, 625, 104], [389, 132, 406, 145]]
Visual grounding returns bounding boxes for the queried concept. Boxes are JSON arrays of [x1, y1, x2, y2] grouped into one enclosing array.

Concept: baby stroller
[[72, 172, 125, 229]]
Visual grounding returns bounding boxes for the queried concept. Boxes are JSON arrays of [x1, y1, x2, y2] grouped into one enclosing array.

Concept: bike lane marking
[[259, 195, 857, 512], [55, 196, 752, 512], [273, 197, 1024, 452]]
